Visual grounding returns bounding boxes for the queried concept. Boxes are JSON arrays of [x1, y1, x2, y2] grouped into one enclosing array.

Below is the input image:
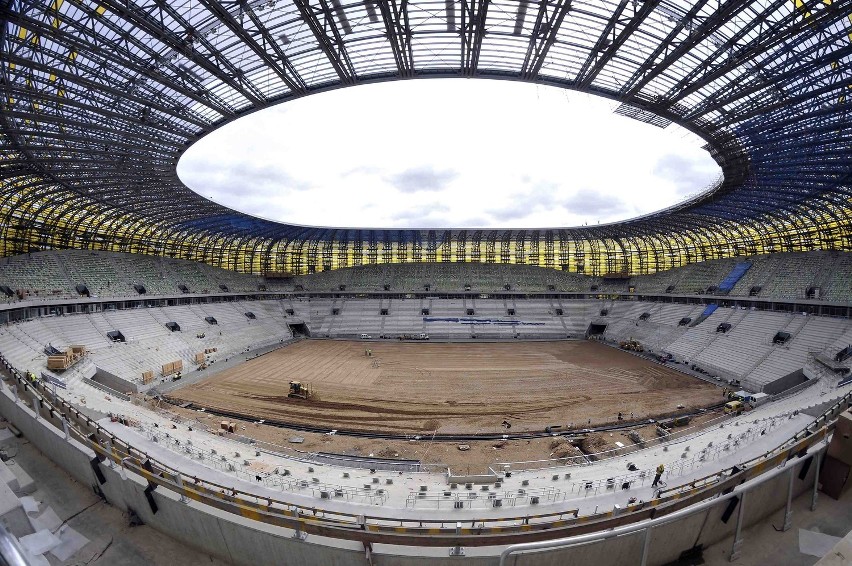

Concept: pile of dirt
[[548, 437, 582, 459], [581, 433, 607, 455], [551, 444, 578, 459], [373, 446, 399, 459]]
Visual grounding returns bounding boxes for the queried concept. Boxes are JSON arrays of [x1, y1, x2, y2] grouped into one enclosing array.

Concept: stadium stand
[[0, 250, 283, 302], [293, 251, 852, 301], [5, 0, 852, 562], [716, 261, 752, 294], [292, 262, 594, 293], [0, 253, 851, 566], [0, 301, 293, 393], [2, 250, 852, 305]]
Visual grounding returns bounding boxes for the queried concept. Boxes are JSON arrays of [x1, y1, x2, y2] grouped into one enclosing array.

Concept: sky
[[177, 79, 721, 229]]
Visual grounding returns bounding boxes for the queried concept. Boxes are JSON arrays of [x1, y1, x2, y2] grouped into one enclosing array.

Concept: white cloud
[[177, 79, 720, 228], [386, 166, 459, 193], [653, 153, 721, 197]]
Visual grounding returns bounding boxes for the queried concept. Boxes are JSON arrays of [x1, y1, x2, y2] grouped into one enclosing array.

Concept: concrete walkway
[[702, 481, 852, 566], [11, 433, 231, 565]]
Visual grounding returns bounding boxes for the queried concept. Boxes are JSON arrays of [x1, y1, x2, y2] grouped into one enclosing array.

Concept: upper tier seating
[[292, 262, 596, 293], [1, 249, 851, 303], [0, 250, 290, 301]]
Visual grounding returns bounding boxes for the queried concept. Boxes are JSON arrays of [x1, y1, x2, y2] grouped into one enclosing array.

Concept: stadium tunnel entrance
[[587, 323, 607, 337], [288, 322, 310, 337]]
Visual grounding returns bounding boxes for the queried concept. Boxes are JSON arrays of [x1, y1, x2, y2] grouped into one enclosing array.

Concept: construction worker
[[652, 463, 665, 487]]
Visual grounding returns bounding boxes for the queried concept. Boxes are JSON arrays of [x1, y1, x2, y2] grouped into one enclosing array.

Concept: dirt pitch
[[168, 340, 722, 435]]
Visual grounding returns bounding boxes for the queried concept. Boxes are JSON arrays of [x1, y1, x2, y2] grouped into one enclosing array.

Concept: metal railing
[[499, 441, 828, 566], [0, 523, 30, 566]]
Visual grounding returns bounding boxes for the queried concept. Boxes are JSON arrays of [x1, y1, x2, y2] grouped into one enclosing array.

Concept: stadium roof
[[2, 0, 852, 274]]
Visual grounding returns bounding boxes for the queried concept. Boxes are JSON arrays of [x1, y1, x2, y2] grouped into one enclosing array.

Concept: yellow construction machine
[[288, 381, 311, 400]]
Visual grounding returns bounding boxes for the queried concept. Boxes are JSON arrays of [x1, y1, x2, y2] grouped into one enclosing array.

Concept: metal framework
[[2, 0, 852, 275]]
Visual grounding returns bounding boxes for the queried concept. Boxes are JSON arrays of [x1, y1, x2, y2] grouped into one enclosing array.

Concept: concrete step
[[0, 428, 16, 451], [4, 460, 35, 496], [0, 460, 18, 494]]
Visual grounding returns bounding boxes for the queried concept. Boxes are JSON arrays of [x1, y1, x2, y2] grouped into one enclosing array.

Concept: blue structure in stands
[[717, 262, 752, 294], [689, 303, 719, 327]]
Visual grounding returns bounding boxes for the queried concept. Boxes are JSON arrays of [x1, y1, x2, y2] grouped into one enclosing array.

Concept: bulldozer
[[288, 380, 311, 400]]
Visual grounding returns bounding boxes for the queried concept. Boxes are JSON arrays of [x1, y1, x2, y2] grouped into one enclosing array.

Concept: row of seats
[[2, 249, 851, 302], [292, 262, 594, 293], [292, 251, 852, 301], [0, 300, 293, 389], [0, 294, 849, 393], [0, 250, 285, 300]]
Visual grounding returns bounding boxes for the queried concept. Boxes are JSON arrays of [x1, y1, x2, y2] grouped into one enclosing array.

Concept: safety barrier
[[0, 349, 848, 548], [499, 442, 828, 566], [405, 485, 570, 510]]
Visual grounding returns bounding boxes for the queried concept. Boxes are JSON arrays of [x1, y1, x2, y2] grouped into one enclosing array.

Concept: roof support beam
[[97, 0, 265, 105], [575, 0, 660, 88], [520, 0, 572, 79], [671, 0, 850, 109], [686, 38, 852, 121], [6, 9, 231, 121], [294, 0, 358, 84], [377, 0, 415, 77], [574, 0, 629, 85], [618, 0, 743, 99], [460, 0, 488, 75], [199, 0, 308, 95]]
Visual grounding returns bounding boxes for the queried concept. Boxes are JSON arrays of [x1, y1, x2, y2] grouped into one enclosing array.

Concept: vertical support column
[[292, 509, 306, 540], [640, 526, 653, 566], [811, 449, 822, 511], [175, 474, 189, 503], [782, 466, 795, 531], [730, 492, 747, 562], [106, 439, 114, 468], [450, 522, 464, 556]]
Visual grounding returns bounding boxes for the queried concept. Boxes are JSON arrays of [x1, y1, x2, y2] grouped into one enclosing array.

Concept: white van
[[359, 333, 372, 339]]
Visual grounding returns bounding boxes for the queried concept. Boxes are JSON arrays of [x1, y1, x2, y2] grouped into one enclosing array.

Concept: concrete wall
[[94, 365, 138, 394], [0, 382, 371, 566], [763, 369, 807, 395], [0, 377, 826, 566]]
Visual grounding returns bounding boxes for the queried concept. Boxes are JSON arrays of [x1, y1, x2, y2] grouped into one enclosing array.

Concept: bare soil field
[[167, 340, 722, 435]]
